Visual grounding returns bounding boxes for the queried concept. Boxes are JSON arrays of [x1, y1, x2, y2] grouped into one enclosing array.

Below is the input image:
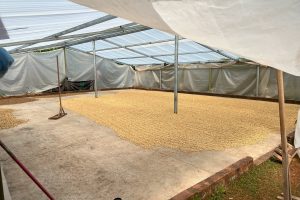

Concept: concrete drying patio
[[0, 90, 285, 200]]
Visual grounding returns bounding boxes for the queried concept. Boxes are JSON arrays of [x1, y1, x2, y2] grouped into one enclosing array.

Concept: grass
[[209, 186, 226, 200], [190, 186, 226, 200], [204, 158, 300, 200]]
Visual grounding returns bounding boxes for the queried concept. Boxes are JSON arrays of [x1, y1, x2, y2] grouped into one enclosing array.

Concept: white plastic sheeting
[[0, 48, 135, 96], [65, 48, 103, 82], [259, 68, 300, 100], [98, 59, 135, 89], [1, 49, 300, 100], [0, 49, 65, 96], [72, 0, 300, 76], [66, 49, 135, 89], [213, 67, 257, 96], [134, 70, 160, 89], [134, 64, 300, 100]]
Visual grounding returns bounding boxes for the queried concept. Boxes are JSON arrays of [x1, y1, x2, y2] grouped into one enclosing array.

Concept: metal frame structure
[[89, 38, 184, 53], [1, 14, 237, 65], [0, 10, 293, 200], [9, 15, 116, 52]]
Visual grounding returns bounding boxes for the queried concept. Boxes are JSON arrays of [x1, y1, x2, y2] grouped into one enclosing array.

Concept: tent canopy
[[71, 0, 300, 76], [0, 0, 239, 66]]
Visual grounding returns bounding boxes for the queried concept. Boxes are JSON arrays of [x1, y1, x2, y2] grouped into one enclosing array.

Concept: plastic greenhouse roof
[[0, 0, 239, 65]]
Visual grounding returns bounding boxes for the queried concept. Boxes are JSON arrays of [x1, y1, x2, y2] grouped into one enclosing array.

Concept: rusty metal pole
[[63, 47, 67, 73], [276, 70, 291, 200]]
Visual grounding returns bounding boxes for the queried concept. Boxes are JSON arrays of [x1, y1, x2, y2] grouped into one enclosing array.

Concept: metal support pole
[[276, 70, 291, 200], [159, 69, 162, 90], [174, 35, 179, 114], [256, 66, 260, 96], [208, 68, 212, 92], [63, 47, 68, 76], [93, 40, 98, 98]]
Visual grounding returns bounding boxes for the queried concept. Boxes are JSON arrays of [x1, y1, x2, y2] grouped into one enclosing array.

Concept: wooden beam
[[276, 70, 291, 200]]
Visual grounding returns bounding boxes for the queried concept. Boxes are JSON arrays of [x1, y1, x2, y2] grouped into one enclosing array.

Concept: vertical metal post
[[63, 47, 67, 74], [159, 69, 162, 90], [256, 66, 260, 96], [208, 68, 212, 92], [276, 70, 291, 200], [174, 35, 179, 114], [93, 40, 98, 98]]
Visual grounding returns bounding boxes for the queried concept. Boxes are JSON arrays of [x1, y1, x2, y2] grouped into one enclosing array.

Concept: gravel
[[63, 90, 299, 151]]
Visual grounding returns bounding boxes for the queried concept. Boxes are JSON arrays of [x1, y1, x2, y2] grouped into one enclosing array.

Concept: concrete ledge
[[170, 156, 253, 200]]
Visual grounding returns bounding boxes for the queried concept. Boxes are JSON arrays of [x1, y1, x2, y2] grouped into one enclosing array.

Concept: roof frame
[[89, 38, 183, 52], [2, 13, 239, 64], [12, 24, 150, 53], [107, 50, 212, 60], [67, 46, 137, 66], [4, 23, 137, 50], [9, 15, 117, 53], [92, 36, 237, 63], [102, 38, 168, 63]]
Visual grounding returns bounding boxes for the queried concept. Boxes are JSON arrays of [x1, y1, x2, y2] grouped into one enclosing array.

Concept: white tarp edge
[[71, 0, 300, 76]]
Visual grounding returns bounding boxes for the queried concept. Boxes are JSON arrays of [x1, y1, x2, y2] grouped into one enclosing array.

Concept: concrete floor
[[0, 90, 281, 200]]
